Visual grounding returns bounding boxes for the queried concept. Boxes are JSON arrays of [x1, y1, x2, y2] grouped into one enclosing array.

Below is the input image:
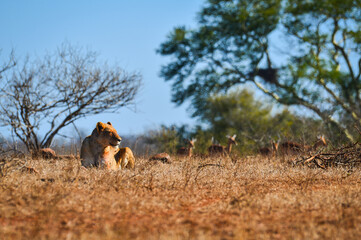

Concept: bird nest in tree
[[294, 143, 361, 169]]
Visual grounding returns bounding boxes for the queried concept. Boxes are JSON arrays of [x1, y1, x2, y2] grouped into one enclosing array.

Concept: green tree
[[144, 90, 325, 155], [144, 125, 181, 154], [158, 0, 361, 142], [200, 89, 272, 153], [194, 89, 324, 154]]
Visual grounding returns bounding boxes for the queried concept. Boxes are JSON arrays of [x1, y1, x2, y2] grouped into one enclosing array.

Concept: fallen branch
[[295, 143, 361, 169]]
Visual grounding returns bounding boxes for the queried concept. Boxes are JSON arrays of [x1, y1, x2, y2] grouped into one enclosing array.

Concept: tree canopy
[[158, 0, 361, 142]]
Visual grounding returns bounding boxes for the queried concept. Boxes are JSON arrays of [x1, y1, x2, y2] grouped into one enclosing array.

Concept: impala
[[208, 135, 237, 155], [177, 139, 196, 157], [279, 135, 327, 154], [259, 140, 279, 156]]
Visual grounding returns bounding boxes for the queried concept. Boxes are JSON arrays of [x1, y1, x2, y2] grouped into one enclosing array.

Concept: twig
[[197, 163, 224, 170]]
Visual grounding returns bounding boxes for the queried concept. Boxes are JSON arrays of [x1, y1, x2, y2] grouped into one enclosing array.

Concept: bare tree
[[0, 43, 142, 152], [0, 50, 16, 80]]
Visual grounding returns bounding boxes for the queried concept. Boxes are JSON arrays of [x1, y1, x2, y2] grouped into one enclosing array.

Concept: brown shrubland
[[1, 153, 361, 240]]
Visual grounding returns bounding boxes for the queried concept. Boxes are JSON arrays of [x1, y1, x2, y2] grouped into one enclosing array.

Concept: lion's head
[[92, 122, 122, 148]]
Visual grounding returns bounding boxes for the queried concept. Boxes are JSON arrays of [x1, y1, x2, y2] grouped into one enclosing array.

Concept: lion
[[80, 121, 122, 169]]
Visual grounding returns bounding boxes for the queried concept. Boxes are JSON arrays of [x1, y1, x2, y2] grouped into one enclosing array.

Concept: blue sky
[[0, 0, 205, 137]]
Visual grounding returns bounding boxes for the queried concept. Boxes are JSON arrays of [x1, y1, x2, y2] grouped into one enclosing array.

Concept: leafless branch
[[0, 44, 142, 151], [0, 50, 16, 79]]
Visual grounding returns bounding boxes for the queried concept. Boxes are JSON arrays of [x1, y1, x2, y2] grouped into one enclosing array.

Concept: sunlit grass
[[1, 154, 360, 239]]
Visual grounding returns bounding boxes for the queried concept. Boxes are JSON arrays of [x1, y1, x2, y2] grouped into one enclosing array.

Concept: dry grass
[[1, 154, 361, 240]]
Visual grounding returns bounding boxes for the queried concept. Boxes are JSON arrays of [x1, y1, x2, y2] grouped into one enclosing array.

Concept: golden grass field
[[1, 154, 361, 239]]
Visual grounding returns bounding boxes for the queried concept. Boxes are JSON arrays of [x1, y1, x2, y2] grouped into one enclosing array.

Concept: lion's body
[[115, 147, 135, 169], [80, 122, 122, 169]]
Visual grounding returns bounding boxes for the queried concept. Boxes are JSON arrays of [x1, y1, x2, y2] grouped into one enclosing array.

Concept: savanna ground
[[1, 153, 361, 240]]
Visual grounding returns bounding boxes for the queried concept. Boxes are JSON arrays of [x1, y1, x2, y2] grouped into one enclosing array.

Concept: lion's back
[[80, 135, 100, 167]]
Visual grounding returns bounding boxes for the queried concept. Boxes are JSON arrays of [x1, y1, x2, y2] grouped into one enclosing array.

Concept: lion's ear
[[96, 122, 105, 133], [107, 122, 112, 126]]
